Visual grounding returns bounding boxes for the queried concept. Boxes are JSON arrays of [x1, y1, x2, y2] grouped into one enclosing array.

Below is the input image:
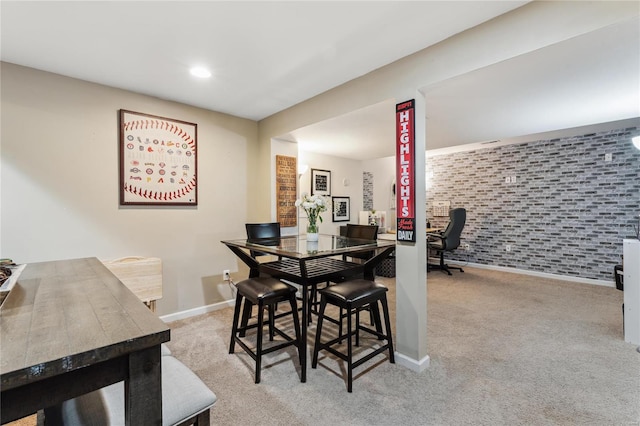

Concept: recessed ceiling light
[[190, 67, 211, 78]]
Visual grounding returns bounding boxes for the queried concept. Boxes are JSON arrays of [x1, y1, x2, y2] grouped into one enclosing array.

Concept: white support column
[[623, 239, 640, 346], [394, 92, 429, 372]]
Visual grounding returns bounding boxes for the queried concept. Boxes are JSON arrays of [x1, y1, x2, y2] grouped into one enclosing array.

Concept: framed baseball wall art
[[311, 168, 331, 196], [119, 109, 197, 206]]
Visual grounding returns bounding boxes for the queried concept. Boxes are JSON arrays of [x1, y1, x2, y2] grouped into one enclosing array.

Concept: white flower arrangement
[[295, 192, 328, 233]]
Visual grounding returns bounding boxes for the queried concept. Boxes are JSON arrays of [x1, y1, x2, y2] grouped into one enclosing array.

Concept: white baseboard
[[160, 299, 235, 323], [395, 352, 430, 373], [449, 261, 614, 288], [161, 262, 614, 323]]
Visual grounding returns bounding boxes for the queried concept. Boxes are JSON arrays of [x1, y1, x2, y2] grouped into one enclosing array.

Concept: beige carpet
[[12, 267, 639, 425], [165, 267, 639, 425], [6, 415, 36, 426]]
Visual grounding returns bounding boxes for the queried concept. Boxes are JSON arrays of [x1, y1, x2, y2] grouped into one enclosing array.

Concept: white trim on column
[[395, 352, 431, 373]]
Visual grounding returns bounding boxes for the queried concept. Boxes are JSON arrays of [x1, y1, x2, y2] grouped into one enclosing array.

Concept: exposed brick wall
[[427, 127, 640, 281]]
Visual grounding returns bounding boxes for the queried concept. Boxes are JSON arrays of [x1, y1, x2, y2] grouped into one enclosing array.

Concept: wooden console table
[[0, 257, 170, 424], [101, 256, 163, 312]]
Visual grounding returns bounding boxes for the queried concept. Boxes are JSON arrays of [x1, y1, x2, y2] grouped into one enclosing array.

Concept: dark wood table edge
[[0, 258, 170, 425]]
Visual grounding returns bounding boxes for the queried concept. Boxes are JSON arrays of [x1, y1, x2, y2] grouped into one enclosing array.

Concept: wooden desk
[[222, 234, 395, 382], [378, 229, 443, 241], [378, 232, 396, 241], [0, 257, 170, 424]]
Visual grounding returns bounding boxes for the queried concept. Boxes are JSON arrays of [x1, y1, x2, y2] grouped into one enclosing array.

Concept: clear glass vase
[[307, 222, 319, 241]]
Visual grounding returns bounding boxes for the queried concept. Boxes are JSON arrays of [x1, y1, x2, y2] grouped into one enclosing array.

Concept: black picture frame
[[311, 168, 331, 196], [332, 196, 350, 222]]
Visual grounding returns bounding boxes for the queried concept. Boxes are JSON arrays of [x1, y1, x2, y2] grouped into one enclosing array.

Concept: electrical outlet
[[462, 243, 470, 251], [505, 245, 511, 252], [223, 269, 230, 281]]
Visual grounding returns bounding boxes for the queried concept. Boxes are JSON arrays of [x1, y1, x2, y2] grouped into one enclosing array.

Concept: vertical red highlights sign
[[396, 99, 416, 242]]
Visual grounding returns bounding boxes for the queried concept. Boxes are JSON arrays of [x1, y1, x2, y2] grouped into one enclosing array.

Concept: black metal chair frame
[[309, 224, 380, 329], [229, 278, 303, 384], [245, 222, 282, 260], [341, 224, 379, 262], [243, 222, 298, 329], [311, 279, 395, 392]]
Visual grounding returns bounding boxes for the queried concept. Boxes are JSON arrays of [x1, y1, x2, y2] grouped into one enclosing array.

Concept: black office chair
[[427, 208, 466, 275]]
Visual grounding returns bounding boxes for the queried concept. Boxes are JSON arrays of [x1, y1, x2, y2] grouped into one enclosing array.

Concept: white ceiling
[[0, 1, 526, 120], [285, 16, 640, 159], [2, 2, 639, 160], [422, 17, 640, 151]]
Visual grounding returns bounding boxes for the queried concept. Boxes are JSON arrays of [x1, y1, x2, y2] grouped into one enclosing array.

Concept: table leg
[[300, 281, 308, 383], [363, 246, 396, 280], [126, 345, 162, 425], [298, 259, 309, 383]]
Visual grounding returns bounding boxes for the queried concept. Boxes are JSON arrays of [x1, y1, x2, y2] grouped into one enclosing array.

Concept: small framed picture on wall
[[332, 196, 350, 222], [311, 168, 331, 196]]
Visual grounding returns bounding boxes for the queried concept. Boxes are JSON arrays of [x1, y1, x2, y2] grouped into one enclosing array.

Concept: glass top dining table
[[221, 233, 396, 382], [223, 233, 395, 260]]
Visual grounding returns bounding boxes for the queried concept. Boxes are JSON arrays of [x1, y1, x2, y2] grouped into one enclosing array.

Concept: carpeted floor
[[10, 267, 639, 425], [165, 267, 639, 425]]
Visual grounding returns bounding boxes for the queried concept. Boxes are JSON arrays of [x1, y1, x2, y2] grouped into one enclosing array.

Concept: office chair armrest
[[426, 232, 444, 242]]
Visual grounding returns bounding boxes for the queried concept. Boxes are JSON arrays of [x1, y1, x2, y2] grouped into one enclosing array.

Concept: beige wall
[[0, 62, 258, 316], [297, 150, 364, 235], [362, 156, 397, 228]]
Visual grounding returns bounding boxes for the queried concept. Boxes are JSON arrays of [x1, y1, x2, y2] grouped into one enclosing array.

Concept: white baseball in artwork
[[121, 111, 197, 204]]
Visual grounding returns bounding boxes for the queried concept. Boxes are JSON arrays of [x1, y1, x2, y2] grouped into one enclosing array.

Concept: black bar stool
[[312, 279, 395, 392], [229, 277, 303, 384]]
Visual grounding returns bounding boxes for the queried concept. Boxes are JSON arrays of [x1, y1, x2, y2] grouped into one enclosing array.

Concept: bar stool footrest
[[352, 345, 391, 370]]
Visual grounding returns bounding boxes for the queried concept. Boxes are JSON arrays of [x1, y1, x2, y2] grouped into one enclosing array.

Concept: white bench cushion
[[59, 356, 216, 426], [161, 343, 172, 356]]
